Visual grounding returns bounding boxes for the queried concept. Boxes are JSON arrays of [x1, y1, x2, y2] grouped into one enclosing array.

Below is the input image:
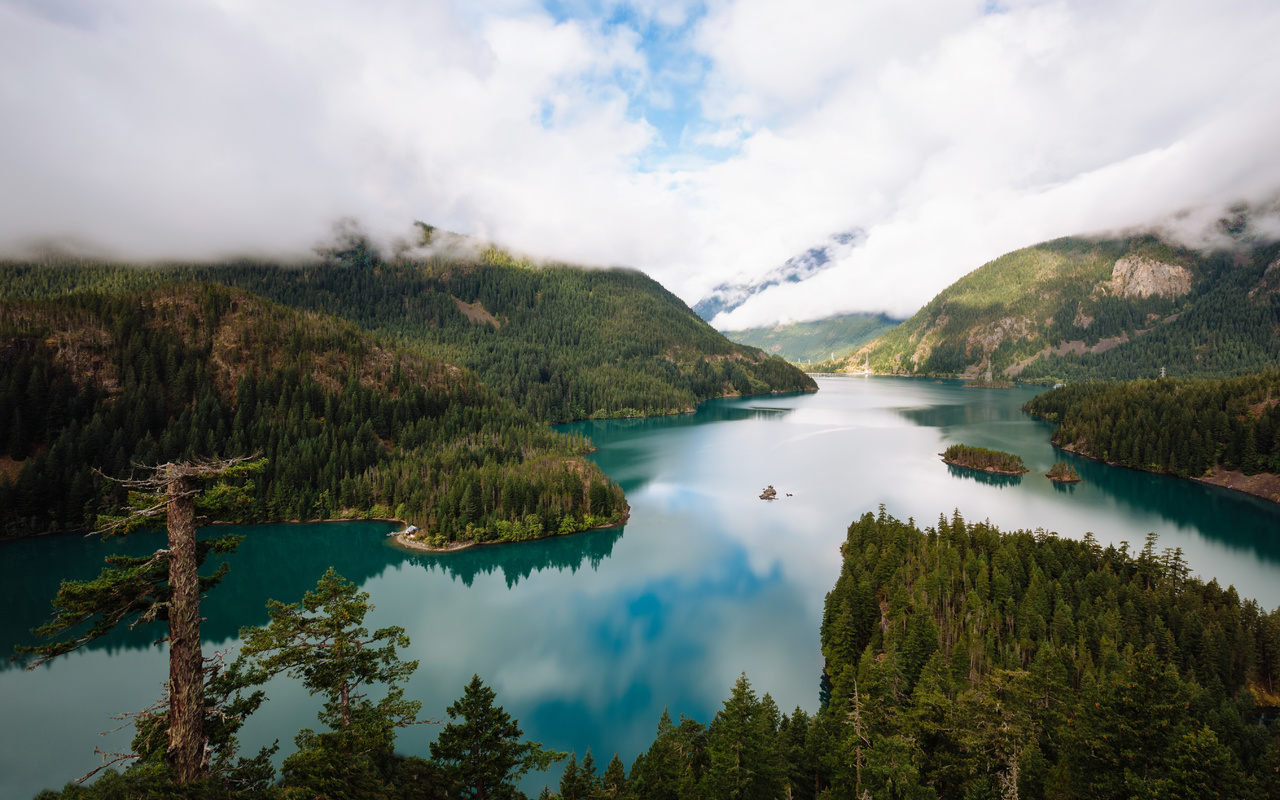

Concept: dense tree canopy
[[847, 235, 1280, 382], [0, 284, 624, 541], [0, 249, 815, 425], [1025, 371, 1280, 478]]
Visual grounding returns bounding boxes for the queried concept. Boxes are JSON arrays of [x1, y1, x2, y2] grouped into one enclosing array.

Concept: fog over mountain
[[3, 0, 1279, 324], [693, 228, 865, 325]]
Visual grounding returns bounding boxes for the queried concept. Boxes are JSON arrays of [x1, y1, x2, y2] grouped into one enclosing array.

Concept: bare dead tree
[[18, 455, 264, 785]]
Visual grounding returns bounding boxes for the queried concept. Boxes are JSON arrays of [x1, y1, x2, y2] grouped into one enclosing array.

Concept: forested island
[[940, 444, 1028, 475], [1024, 371, 1280, 503], [1045, 461, 1081, 482]]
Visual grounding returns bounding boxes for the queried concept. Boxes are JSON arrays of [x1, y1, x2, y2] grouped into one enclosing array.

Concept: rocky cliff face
[[1101, 255, 1193, 299]]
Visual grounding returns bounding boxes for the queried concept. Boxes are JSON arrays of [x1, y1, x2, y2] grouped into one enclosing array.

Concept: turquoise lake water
[[3, 376, 1279, 797]]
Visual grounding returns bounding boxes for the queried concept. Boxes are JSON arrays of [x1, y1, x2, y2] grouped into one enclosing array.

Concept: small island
[[941, 444, 1029, 475], [1046, 461, 1081, 483]]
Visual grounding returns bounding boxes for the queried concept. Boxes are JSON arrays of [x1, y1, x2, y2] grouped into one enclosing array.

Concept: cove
[[3, 376, 1280, 798]]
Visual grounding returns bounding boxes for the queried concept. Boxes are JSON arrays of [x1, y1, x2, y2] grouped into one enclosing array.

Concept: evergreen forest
[[1024, 371, 1280, 478], [723, 312, 899, 365], [0, 245, 815, 424], [0, 283, 624, 541], [847, 235, 1280, 383]]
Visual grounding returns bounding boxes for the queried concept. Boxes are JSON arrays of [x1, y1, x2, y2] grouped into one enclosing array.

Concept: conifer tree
[[16, 455, 263, 784], [601, 753, 628, 798], [706, 673, 782, 800], [430, 675, 565, 800], [235, 567, 423, 758]]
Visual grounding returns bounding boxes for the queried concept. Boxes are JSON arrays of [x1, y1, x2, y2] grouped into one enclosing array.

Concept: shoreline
[[1050, 440, 1280, 505], [941, 456, 1029, 476], [389, 511, 631, 554]]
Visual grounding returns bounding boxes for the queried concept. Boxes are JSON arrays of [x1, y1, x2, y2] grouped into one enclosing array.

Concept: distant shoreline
[[1051, 441, 1280, 505]]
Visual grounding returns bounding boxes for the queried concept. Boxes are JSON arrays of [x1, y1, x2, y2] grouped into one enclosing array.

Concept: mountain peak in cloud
[[692, 227, 866, 323]]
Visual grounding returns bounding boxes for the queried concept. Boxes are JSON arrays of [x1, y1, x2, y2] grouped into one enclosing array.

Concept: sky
[[3, 0, 1280, 326]]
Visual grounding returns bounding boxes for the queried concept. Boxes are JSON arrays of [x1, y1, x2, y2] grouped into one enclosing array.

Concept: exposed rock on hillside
[[831, 234, 1280, 382], [1099, 255, 1193, 299]]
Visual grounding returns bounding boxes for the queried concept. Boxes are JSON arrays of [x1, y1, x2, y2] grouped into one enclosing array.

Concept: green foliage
[[1045, 461, 1080, 482], [724, 313, 900, 364], [941, 444, 1028, 474], [236, 568, 421, 742], [0, 253, 816, 426], [1025, 371, 1280, 477], [852, 235, 1280, 382], [705, 675, 783, 800], [430, 674, 566, 800], [0, 284, 625, 543], [815, 509, 1280, 799]]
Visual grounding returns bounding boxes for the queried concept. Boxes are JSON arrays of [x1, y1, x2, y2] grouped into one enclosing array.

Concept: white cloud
[[2, 0, 1279, 326], [691, 0, 1280, 325]]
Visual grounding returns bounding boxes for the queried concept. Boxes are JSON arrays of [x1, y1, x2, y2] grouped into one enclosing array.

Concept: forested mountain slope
[[0, 284, 623, 539], [0, 249, 816, 423], [811, 509, 1280, 799], [830, 235, 1280, 382], [1025, 371, 1280, 502], [722, 312, 899, 364]]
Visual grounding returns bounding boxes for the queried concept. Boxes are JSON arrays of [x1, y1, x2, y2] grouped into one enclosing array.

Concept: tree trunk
[[166, 470, 204, 783]]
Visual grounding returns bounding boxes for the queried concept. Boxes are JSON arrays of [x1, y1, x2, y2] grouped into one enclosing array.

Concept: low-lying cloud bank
[[2, 0, 1278, 326]]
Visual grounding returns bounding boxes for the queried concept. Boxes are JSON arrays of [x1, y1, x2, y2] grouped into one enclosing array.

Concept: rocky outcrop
[[1099, 256, 1193, 299]]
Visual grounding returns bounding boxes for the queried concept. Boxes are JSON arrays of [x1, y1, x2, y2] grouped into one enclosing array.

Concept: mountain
[[0, 283, 623, 539], [0, 247, 816, 424], [834, 234, 1280, 381], [722, 312, 900, 364], [692, 228, 865, 322]]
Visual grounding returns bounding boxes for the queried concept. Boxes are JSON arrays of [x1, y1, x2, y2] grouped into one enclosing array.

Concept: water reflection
[[567, 401, 797, 498], [395, 527, 625, 588], [887, 382, 1280, 567], [1051, 449, 1280, 564], [944, 463, 1024, 488], [3, 520, 626, 670], [6, 377, 1280, 800]]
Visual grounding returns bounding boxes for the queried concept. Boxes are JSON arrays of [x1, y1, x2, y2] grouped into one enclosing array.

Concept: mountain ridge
[[822, 234, 1280, 381], [692, 228, 865, 323], [0, 247, 816, 423]]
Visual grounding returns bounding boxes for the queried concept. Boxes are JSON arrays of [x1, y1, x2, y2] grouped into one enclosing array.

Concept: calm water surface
[[3, 376, 1279, 797]]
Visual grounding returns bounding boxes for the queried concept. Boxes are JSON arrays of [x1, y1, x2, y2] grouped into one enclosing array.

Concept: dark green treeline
[[0, 284, 623, 540], [940, 444, 1027, 474], [0, 250, 816, 424], [814, 510, 1280, 799], [1025, 371, 1280, 478]]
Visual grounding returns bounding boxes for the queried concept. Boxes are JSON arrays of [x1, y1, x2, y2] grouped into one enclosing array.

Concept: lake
[[3, 376, 1279, 797]]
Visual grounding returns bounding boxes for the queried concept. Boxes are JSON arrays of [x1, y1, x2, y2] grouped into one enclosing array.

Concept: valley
[[5, 377, 1280, 799], [5, 231, 1280, 799]]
